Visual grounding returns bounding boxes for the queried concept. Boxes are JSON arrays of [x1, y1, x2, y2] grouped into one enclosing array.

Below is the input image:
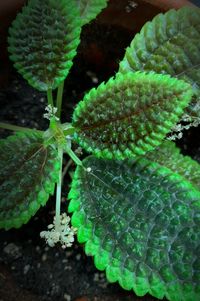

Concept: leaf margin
[[0, 131, 60, 230], [68, 155, 200, 301]]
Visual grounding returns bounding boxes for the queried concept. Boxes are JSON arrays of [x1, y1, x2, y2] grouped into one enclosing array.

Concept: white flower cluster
[[168, 113, 200, 141], [43, 104, 59, 121], [40, 213, 77, 249]]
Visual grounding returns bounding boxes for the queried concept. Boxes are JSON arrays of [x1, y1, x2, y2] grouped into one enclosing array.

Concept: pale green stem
[[47, 89, 54, 107], [56, 81, 65, 119], [67, 148, 82, 166], [62, 158, 73, 181], [55, 146, 63, 232], [0, 122, 43, 133]]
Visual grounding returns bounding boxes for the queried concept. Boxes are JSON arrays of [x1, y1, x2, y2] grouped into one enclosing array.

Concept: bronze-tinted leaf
[[8, 0, 81, 91], [72, 72, 192, 159], [0, 132, 60, 229]]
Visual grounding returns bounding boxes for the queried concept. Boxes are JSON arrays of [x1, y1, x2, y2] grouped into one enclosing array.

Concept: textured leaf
[[76, 0, 108, 26], [0, 132, 60, 230], [146, 140, 200, 190], [119, 7, 200, 118], [8, 0, 81, 91], [72, 72, 193, 160], [68, 156, 200, 301]]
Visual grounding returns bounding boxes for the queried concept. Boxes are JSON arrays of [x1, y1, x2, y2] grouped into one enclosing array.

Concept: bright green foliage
[[0, 132, 60, 230], [146, 140, 200, 190], [72, 72, 193, 159], [68, 156, 200, 301], [8, 0, 81, 91], [119, 7, 200, 118], [76, 0, 108, 26], [2, 5, 200, 301]]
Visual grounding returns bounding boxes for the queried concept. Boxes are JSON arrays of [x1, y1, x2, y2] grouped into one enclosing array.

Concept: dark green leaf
[[0, 132, 60, 230], [119, 7, 200, 118], [72, 72, 193, 159], [8, 0, 81, 91], [146, 140, 200, 190], [68, 156, 200, 301], [76, 0, 108, 26]]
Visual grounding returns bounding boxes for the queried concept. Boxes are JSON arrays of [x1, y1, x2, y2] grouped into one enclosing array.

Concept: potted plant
[[0, 1, 200, 301]]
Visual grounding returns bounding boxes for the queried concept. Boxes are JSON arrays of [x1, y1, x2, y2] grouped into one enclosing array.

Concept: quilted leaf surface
[[76, 0, 108, 26], [68, 156, 200, 301], [72, 72, 192, 159], [8, 0, 81, 91], [119, 7, 200, 118], [0, 132, 60, 230], [146, 140, 200, 190]]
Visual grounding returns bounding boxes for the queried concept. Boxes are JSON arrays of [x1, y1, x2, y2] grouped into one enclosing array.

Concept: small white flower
[[43, 104, 59, 121], [40, 213, 77, 248], [168, 114, 200, 141]]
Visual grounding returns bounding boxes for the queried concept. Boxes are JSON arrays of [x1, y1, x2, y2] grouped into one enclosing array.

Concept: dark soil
[[0, 1, 200, 301]]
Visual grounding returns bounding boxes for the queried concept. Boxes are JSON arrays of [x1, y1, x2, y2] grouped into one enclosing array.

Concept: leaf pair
[[8, 0, 108, 91], [70, 47, 200, 301], [71, 6, 200, 160]]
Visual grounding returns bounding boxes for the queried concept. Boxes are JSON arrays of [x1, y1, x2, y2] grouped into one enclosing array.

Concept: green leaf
[[0, 132, 60, 230], [119, 7, 200, 118], [68, 156, 200, 301], [76, 0, 108, 26], [146, 140, 200, 191], [72, 72, 193, 160], [8, 0, 81, 91]]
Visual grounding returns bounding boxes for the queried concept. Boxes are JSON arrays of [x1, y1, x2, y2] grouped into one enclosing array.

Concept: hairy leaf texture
[[76, 0, 108, 26], [72, 72, 193, 160], [68, 156, 200, 301], [119, 7, 200, 118], [146, 140, 200, 190], [8, 0, 81, 91], [0, 132, 60, 230]]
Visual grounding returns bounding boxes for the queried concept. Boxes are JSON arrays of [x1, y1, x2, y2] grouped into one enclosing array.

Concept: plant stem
[[0, 122, 43, 133], [62, 158, 73, 181], [47, 89, 54, 107], [67, 148, 82, 166], [56, 81, 65, 119], [55, 146, 63, 232]]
